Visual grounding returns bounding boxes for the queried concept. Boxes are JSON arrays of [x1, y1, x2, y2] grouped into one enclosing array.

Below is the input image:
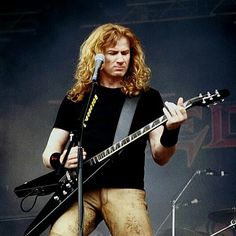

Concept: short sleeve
[[53, 96, 82, 131]]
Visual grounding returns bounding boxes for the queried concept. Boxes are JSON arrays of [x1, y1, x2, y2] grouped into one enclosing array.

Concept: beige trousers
[[49, 188, 153, 236]]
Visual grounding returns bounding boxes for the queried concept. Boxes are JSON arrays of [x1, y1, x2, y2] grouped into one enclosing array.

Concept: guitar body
[[14, 171, 59, 198], [14, 89, 229, 236], [22, 161, 110, 236], [24, 189, 77, 235]]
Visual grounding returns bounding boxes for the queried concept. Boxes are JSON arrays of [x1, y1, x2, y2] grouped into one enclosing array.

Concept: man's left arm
[[149, 97, 187, 165]]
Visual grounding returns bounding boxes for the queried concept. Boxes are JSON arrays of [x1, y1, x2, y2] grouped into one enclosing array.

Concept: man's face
[[100, 36, 131, 81]]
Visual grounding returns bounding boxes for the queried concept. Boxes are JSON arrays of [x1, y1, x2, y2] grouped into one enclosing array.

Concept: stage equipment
[[209, 207, 236, 236], [209, 208, 236, 224]]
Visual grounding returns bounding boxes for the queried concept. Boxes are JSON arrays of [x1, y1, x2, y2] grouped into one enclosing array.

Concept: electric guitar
[[14, 89, 230, 236]]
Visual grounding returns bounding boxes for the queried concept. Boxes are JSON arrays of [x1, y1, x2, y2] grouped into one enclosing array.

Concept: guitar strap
[[113, 95, 141, 144]]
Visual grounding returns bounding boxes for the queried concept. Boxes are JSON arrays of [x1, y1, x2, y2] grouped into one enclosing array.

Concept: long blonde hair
[[68, 23, 151, 102]]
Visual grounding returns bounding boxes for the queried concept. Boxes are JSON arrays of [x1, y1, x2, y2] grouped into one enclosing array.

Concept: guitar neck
[[86, 103, 189, 166], [86, 101, 194, 167], [87, 116, 167, 166]]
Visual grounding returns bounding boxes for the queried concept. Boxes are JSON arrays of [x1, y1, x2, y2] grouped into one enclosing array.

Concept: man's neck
[[99, 77, 122, 88]]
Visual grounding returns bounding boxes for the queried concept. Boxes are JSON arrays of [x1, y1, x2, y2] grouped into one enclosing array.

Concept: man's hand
[[163, 97, 187, 130], [60, 146, 87, 169]]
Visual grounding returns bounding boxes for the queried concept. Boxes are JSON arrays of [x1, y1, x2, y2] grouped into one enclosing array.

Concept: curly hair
[[67, 23, 151, 102]]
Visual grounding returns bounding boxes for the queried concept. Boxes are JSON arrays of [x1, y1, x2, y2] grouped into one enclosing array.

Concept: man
[[42, 23, 187, 236]]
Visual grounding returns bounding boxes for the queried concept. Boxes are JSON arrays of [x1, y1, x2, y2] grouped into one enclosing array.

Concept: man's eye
[[122, 51, 130, 55]]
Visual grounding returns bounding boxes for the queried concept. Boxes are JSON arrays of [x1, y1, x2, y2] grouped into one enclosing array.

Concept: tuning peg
[[199, 93, 206, 104], [215, 89, 220, 97], [207, 92, 213, 100]]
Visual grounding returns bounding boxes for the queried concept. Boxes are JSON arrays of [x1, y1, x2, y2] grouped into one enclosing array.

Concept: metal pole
[[171, 170, 200, 236]]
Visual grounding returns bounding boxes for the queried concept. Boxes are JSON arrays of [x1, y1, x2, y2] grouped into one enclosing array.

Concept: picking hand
[[61, 146, 87, 169]]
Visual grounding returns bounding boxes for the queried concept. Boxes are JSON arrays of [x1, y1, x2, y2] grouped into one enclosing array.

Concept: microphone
[[176, 198, 200, 208], [92, 53, 105, 82], [197, 168, 228, 176]]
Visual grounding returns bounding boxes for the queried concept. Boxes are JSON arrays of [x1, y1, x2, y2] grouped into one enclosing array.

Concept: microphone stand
[[77, 140, 84, 236], [171, 170, 200, 236], [76, 81, 98, 236]]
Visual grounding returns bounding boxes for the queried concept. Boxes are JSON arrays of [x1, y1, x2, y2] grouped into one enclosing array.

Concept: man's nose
[[116, 53, 125, 63]]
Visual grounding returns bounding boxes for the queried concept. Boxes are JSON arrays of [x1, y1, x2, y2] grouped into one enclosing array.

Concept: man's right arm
[[42, 128, 69, 169]]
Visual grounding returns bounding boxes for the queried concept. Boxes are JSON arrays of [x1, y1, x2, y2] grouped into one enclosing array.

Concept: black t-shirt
[[54, 85, 164, 190]]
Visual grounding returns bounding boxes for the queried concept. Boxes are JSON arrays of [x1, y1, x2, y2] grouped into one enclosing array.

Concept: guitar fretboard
[[85, 100, 194, 167], [86, 114, 166, 166]]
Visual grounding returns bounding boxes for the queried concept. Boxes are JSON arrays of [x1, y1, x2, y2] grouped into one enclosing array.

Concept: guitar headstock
[[185, 89, 230, 108]]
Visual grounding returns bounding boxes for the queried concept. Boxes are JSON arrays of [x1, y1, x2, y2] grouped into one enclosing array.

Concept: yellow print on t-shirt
[[83, 94, 98, 128]]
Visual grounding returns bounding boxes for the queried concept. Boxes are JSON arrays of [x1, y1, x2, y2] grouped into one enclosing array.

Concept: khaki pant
[[49, 188, 153, 236]]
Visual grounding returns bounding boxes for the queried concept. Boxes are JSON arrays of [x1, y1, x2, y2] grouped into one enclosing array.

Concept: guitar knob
[[66, 183, 72, 188], [62, 190, 68, 195], [53, 196, 60, 201]]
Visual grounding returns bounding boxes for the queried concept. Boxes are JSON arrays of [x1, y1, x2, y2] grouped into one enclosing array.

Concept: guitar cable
[[20, 191, 39, 213]]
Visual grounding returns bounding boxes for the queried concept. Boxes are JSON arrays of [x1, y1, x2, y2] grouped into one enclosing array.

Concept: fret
[[115, 142, 121, 149], [160, 115, 167, 123], [110, 145, 116, 153], [88, 157, 96, 166], [105, 149, 111, 156], [130, 131, 139, 140], [121, 137, 131, 146], [142, 124, 151, 133], [96, 152, 105, 161], [152, 118, 161, 127], [131, 130, 142, 139]]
